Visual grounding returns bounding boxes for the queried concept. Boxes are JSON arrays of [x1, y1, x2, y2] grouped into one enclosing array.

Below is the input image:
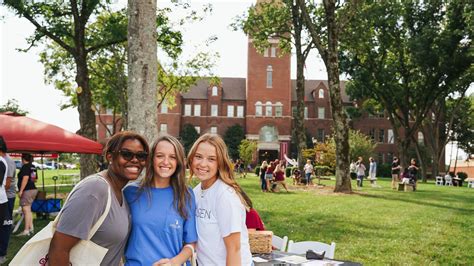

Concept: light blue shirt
[[124, 183, 198, 266]]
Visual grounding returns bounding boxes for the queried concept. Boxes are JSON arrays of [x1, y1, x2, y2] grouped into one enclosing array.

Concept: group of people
[[0, 137, 39, 263], [2, 132, 260, 265], [350, 156, 378, 188], [258, 159, 289, 193], [391, 157, 419, 190]]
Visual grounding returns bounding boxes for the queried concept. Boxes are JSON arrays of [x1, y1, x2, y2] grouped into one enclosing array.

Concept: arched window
[[318, 88, 324, 98], [265, 101, 272, 116], [266, 65, 273, 88], [275, 102, 283, 117], [212, 86, 218, 96], [255, 101, 263, 116], [259, 125, 278, 142]]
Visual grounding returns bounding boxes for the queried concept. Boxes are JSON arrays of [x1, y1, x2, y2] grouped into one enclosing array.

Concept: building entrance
[[258, 150, 279, 164]]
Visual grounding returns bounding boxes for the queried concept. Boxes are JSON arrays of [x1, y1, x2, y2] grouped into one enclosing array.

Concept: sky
[[0, 1, 468, 162]]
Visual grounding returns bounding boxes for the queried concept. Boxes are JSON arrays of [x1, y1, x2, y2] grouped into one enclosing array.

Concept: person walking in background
[[368, 157, 378, 187], [124, 135, 197, 266], [265, 161, 275, 192], [273, 160, 288, 192], [48, 131, 149, 265], [304, 159, 314, 186], [241, 191, 265, 231], [16, 153, 38, 236], [259, 160, 268, 192], [0, 137, 16, 263], [391, 157, 401, 189], [407, 158, 419, 191], [189, 134, 252, 266], [0, 137, 10, 264], [356, 156, 366, 188], [349, 160, 357, 180]]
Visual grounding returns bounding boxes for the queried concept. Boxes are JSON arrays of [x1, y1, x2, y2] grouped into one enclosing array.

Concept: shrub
[[457, 172, 468, 181], [377, 163, 392, 178], [255, 166, 261, 176]]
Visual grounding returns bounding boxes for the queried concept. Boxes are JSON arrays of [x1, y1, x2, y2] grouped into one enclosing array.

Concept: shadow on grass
[[358, 191, 473, 213]]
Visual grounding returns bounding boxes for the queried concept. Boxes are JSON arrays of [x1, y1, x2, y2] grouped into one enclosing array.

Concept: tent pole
[[41, 154, 45, 191]]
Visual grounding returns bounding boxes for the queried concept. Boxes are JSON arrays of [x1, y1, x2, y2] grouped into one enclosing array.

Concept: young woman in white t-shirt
[[188, 133, 252, 266]]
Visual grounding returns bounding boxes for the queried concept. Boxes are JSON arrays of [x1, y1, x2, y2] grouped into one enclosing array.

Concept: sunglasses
[[116, 150, 148, 162]]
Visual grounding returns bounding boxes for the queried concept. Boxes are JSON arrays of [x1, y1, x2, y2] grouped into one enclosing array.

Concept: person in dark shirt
[[391, 157, 401, 189], [16, 153, 38, 236], [407, 158, 419, 191]]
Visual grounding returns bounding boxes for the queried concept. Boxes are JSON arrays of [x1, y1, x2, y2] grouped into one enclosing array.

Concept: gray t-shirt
[[5, 155, 17, 198], [56, 174, 131, 266]]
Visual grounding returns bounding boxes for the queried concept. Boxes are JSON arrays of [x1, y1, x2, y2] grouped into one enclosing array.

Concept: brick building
[[97, 37, 399, 164]]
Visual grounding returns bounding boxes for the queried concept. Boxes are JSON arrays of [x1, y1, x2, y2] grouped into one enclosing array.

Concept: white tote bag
[[10, 176, 112, 265]]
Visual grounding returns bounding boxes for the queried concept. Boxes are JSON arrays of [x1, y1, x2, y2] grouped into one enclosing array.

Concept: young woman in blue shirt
[[124, 134, 197, 265]]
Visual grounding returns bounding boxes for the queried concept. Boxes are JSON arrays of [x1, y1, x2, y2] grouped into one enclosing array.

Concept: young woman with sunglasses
[[49, 131, 149, 265], [189, 133, 252, 266], [124, 134, 197, 265]]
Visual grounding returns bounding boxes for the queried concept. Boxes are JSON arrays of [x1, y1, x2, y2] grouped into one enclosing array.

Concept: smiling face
[[191, 141, 218, 188], [108, 138, 147, 182], [153, 140, 177, 186]]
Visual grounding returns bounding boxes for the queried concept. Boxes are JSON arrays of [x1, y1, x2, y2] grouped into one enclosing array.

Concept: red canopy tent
[[0, 113, 103, 191]]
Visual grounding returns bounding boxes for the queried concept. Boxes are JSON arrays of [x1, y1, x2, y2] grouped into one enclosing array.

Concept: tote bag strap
[[52, 174, 112, 240]]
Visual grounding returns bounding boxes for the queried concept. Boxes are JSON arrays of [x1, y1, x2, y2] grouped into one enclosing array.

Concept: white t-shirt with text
[[194, 179, 252, 266]]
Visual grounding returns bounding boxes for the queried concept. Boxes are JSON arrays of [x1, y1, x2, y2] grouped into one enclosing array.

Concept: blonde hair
[[138, 134, 191, 219], [187, 133, 249, 210]]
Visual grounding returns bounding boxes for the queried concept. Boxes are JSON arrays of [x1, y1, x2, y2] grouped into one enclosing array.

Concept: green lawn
[[4, 173, 474, 265]]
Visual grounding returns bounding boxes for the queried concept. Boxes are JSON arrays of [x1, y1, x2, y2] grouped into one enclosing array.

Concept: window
[[388, 129, 394, 144], [378, 152, 384, 164], [304, 107, 308, 119], [184, 104, 191, 116], [210, 126, 217, 134], [292, 106, 297, 116], [212, 86, 218, 96], [160, 101, 168, 113], [369, 128, 375, 140], [318, 107, 325, 119], [237, 106, 244, 118], [263, 48, 269, 57], [259, 125, 278, 142], [255, 101, 263, 116], [318, 89, 324, 99], [106, 108, 113, 115], [275, 102, 282, 117], [266, 65, 273, 88], [378, 129, 385, 143], [211, 105, 218, 117], [194, 104, 201, 116], [227, 105, 234, 117], [418, 132, 424, 144], [271, 46, 276, 57], [317, 129, 325, 142], [265, 101, 272, 116], [160, 123, 167, 133], [195, 126, 200, 134]]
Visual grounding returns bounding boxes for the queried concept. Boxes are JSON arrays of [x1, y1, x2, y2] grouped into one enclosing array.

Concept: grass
[[4, 172, 474, 265]]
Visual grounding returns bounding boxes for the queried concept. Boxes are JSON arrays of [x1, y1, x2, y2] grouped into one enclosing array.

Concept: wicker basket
[[248, 230, 273, 254]]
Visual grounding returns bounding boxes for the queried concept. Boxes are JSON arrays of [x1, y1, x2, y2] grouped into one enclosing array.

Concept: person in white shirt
[[189, 133, 252, 266], [356, 156, 366, 188], [303, 160, 314, 186]]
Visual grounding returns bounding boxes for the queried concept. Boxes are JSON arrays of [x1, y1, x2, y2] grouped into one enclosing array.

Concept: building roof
[[182, 77, 350, 102], [181, 77, 246, 100], [290, 80, 350, 102]]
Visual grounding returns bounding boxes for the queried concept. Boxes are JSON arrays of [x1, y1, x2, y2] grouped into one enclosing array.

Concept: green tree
[[238, 140, 258, 169], [0, 99, 29, 116], [235, 0, 315, 172], [180, 124, 199, 154], [223, 124, 245, 160], [451, 94, 474, 156], [298, 0, 358, 193], [341, 1, 473, 172], [347, 130, 377, 163]]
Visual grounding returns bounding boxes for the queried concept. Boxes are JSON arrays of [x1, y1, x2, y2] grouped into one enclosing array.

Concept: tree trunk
[[127, 0, 158, 142], [75, 31, 98, 179], [324, 1, 351, 193], [293, 6, 307, 171], [413, 140, 427, 182]]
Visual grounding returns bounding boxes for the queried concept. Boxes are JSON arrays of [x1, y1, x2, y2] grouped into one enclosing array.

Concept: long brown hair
[[187, 133, 249, 210], [139, 134, 191, 219]]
